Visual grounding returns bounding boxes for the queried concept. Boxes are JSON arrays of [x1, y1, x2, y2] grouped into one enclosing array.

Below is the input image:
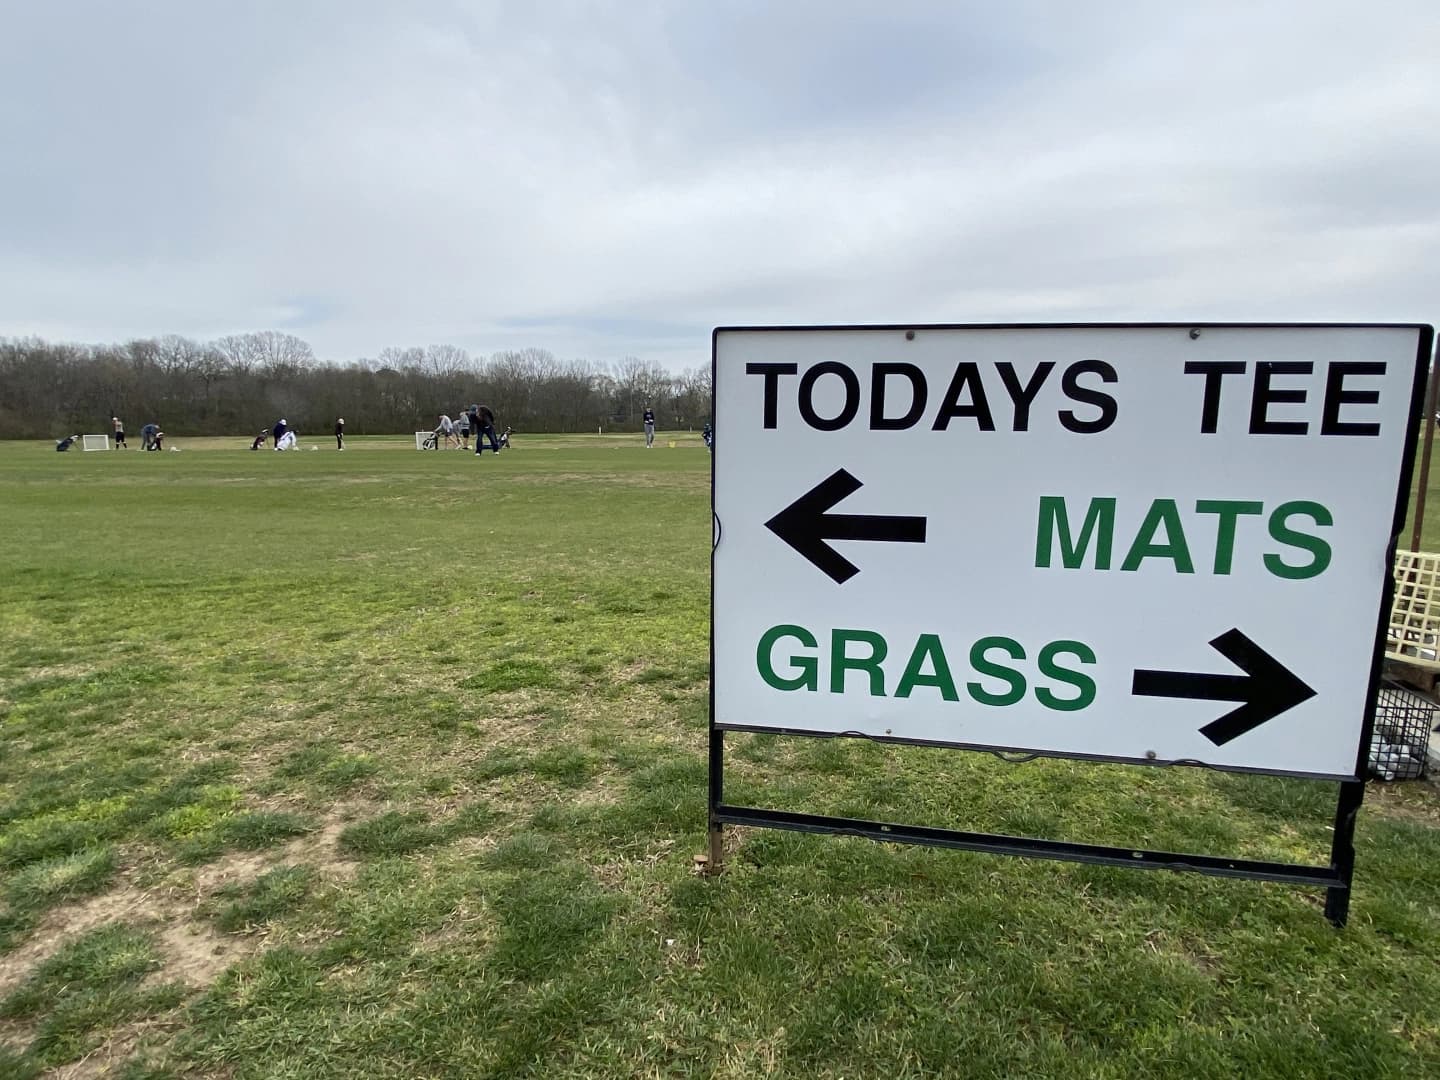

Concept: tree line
[[0, 331, 712, 438]]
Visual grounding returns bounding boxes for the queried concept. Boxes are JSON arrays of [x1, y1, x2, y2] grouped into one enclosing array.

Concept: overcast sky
[[2, 1, 1438, 371]]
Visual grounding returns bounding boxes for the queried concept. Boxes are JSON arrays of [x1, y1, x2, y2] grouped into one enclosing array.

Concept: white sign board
[[712, 324, 1430, 780]]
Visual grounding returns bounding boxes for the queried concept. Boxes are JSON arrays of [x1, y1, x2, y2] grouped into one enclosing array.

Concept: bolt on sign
[[708, 323, 1433, 926]]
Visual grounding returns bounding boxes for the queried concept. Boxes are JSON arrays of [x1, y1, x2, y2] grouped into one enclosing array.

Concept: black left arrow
[[765, 468, 927, 584], [1132, 628, 1316, 746]]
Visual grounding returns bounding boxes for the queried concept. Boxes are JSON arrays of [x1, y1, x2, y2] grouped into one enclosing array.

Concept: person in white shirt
[[434, 414, 459, 449]]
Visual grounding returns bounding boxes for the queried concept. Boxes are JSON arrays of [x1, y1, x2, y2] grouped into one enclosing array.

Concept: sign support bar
[[712, 801, 1345, 888], [707, 735, 1357, 923]]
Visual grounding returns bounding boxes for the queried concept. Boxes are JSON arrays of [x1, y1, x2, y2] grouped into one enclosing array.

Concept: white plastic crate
[[1386, 550, 1440, 668]]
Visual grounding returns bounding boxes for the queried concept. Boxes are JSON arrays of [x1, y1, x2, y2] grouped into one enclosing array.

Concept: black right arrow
[[765, 468, 927, 584], [1132, 628, 1316, 746]]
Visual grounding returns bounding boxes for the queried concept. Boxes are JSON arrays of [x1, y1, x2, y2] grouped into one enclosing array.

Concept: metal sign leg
[[1324, 779, 1364, 927], [705, 727, 726, 875]]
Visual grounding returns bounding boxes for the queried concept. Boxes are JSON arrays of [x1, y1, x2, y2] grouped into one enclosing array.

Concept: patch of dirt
[[612, 659, 649, 683], [281, 810, 361, 881], [189, 850, 277, 895], [45, 1009, 184, 1080], [0, 1017, 30, 1054], [573, 783, 619, 809], [189, 807, 362, 895], [149, 920, 239, 989], [0, 883, 235, 1009], [7, 662, 96, 683], [448, 834, 498, 856], [0, 805, 362, 1007], [1366, 782, 1440, 827], [468, 712, 549, 747], [0, 883, 162, 1000], [48, 1038, 139, 1079]]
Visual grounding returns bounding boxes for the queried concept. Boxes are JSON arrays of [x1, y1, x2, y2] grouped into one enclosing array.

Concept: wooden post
[[1411, 357, 1439, 552], [706, 820, 725, 875]]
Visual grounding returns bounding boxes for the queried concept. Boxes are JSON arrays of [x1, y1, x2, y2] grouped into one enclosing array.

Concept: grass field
[[1, 433, 1439, 1078]]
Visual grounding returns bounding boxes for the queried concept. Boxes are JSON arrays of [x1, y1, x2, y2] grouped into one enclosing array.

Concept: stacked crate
[[1381, 550, 1440, 778]]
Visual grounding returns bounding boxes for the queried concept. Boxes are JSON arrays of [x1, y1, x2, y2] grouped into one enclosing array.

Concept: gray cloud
[[1, 1, 1437, 370]]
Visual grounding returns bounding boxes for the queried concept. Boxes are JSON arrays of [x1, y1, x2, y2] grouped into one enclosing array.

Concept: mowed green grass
[[1, 433, 1439, 1079]]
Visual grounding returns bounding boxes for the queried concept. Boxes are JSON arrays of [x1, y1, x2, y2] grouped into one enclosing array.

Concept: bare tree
[[0, 332, 708, 438], [610, 356, 673, 424], [423, 344, 470, 376], [672, 365, 713, 428], [215, 331, 314, 376]]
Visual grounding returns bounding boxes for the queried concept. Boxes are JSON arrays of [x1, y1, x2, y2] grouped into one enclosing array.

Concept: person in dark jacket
[[272, 419, 289, 448], [335, 417, 345, 450], [474, 404, 500, 455], [643, 405, 656, 448], [141, 423, 159, 450]]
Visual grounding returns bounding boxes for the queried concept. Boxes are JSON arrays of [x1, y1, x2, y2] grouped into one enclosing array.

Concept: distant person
[[474, 404, 500, 455], [140, 423, 159, 450], [456, 410, 471, 450], [275, 429, 298, 451], [702, 422, 712, 452], [335, 417, 345, 450], [250, 431, 267, 451], [466, 404, 481, 450], [55, 434, 80, 452], [112, 416, 126, 449], [434, 414, 458, 449], [643, 405, 656, 448], [272, 418, 288, 448]]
